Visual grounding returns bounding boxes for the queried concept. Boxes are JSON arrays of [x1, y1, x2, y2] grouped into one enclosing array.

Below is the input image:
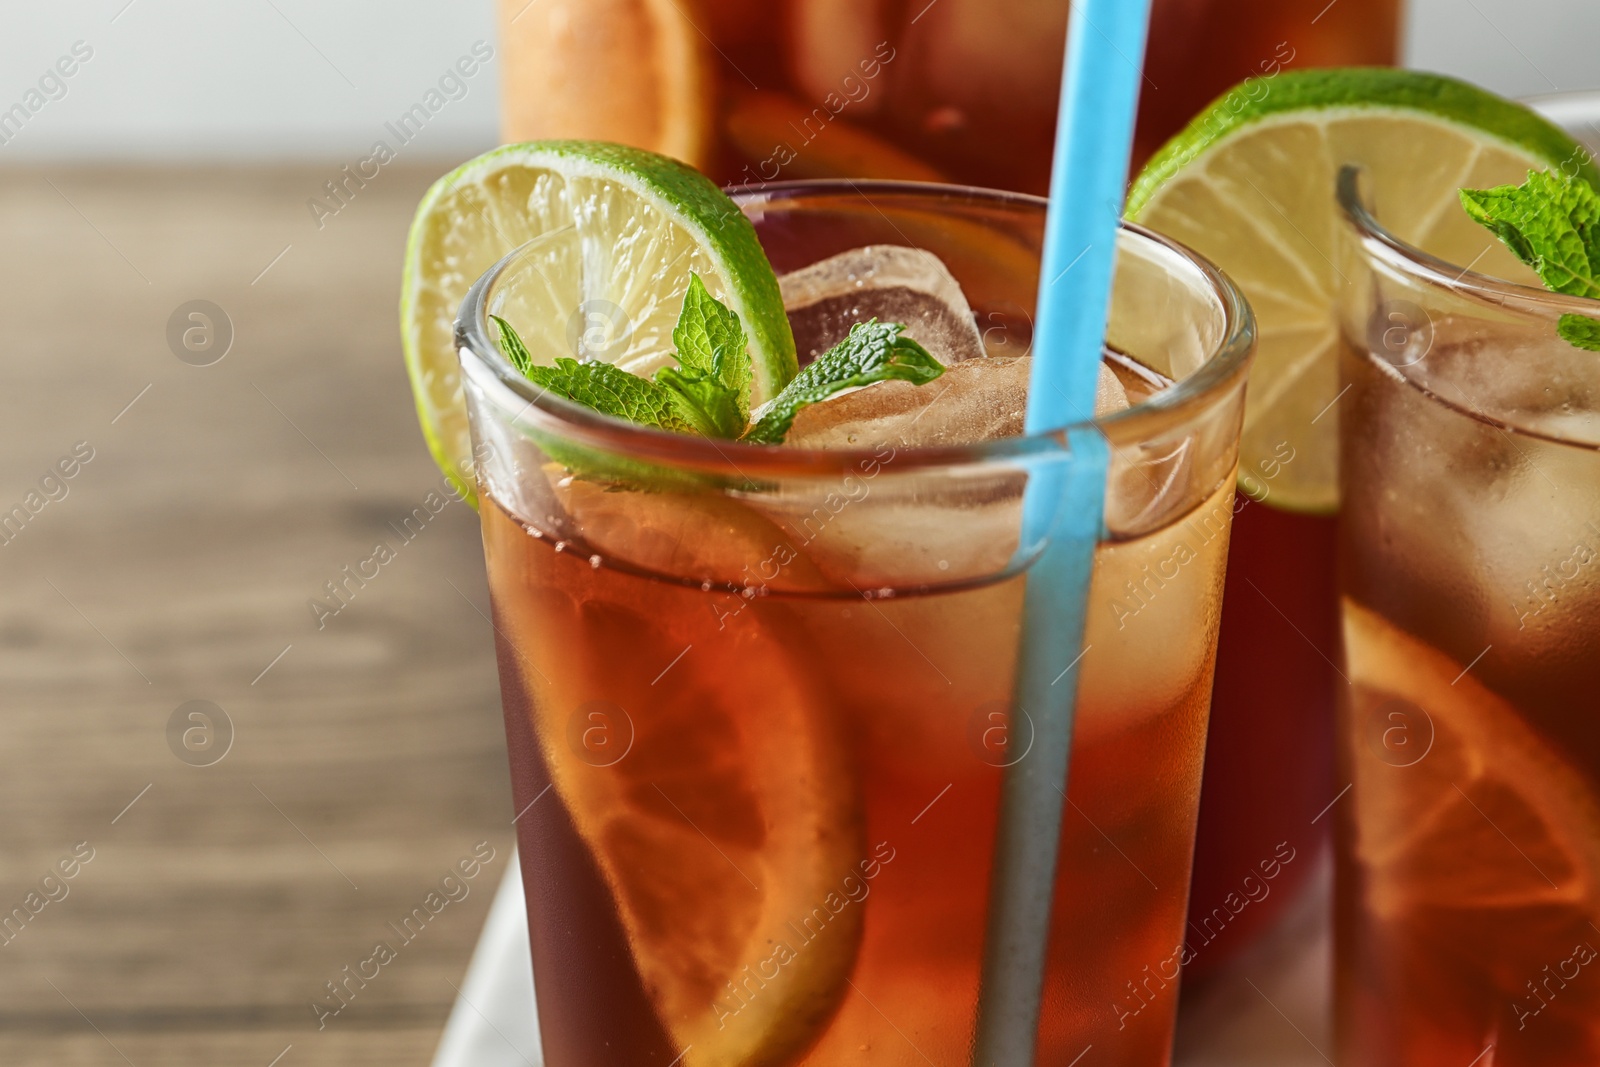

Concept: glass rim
[[455, 178, 1256, 477], [1336, 163, 1600, 319]]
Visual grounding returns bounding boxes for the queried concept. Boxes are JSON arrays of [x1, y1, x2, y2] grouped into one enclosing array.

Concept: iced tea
[[460, 184, 1254, 1065], [1336, 173, 1600, 1065]]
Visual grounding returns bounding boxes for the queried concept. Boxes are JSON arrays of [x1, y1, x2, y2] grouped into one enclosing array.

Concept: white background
[[0, 0, 1594, 162]]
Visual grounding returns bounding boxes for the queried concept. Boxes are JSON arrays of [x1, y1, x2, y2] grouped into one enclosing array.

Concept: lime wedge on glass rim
[[1126, 69, 1599, 514], [400, 140, 797, 502]]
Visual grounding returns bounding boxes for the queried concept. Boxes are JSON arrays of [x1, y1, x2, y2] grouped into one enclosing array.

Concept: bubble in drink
[[779, 245, 989, 365]]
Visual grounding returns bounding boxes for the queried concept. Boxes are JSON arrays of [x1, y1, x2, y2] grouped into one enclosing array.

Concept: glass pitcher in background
[[498, 0, 1403, 194]]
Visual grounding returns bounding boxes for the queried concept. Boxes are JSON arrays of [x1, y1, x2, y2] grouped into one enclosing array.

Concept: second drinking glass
[[1336, 166, 1600, 1065]]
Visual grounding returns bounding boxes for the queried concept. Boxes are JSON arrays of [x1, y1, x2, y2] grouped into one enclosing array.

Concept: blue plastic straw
[[972, 1, 1154, 1064]]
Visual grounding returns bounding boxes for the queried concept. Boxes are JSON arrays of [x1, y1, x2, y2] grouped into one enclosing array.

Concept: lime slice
[[400, 141, 797, 501], [1126, 69, 1599, 514]]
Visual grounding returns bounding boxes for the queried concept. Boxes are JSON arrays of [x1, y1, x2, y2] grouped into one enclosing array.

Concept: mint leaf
[[744, 321, 945, 445], [492, 314, 536, 376], [525, 358, 691, 431], [1559, 313, 1600, 352], [655, 365, 747, 437], [1460, 170, 1600, 302], [663, 273, 752, 435], [674, 273, 752, 416], [492, 316, 691, 431]]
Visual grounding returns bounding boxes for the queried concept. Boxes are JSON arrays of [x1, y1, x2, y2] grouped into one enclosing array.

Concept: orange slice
[[498, 0, 714, 169], [724, 90, 945, 183], [1343, 599, 1600, 923], [502, 547, 862, 1066]]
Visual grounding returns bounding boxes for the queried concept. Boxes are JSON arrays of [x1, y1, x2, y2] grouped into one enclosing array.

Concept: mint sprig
[[1461, 169, 1600, 351], [493, 274, 748, 437], [653, 275, 750, 437], [743, 321, 945, 444], [491, 277, 946, 447]]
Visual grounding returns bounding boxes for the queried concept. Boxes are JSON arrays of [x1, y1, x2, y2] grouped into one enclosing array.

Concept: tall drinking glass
[[458, 182, 1253, 1066], [1335, 167, 1600, 1065]]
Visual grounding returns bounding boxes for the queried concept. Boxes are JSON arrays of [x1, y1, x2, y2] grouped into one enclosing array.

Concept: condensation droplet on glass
[[554, 541, 567, 553], [876, 587, 895, 599], [938, 559, 950, 571], [701, 580, 713, 592], [589, 555, 602, 569]]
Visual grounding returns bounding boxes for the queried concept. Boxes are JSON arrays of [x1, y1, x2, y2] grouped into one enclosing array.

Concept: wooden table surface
[[0, 163, 513, 1066]]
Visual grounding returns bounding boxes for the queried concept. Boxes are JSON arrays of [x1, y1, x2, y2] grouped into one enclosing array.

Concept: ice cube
[[1348, 330, 1600, 657], [777, 352, 1206, 548], [784, 356, 1127, 449], [1410, 323, 1600, 448], [745, 357, 1142, 588], [780, 245, 988, 366], [1097, 361, 1131, 416]]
